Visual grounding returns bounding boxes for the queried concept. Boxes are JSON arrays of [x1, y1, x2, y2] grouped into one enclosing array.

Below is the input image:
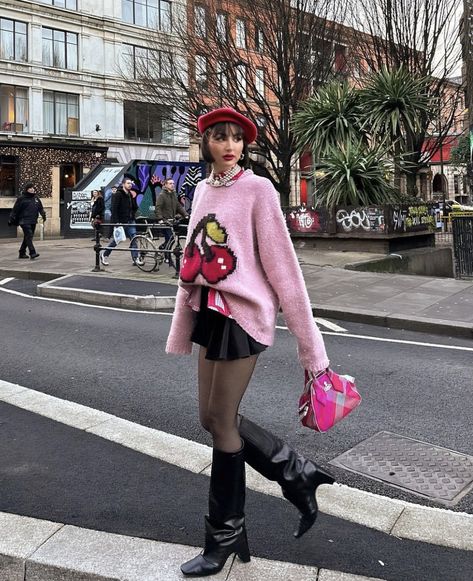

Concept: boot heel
[[236, 534, 251, 563]]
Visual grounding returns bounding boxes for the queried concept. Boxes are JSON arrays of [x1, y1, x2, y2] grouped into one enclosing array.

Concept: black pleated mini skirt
[[190, 287, 267, 361]]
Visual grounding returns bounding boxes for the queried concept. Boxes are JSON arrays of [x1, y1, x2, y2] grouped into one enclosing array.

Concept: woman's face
[[207, 123, 244, 173], [92, 190, 98, 199]]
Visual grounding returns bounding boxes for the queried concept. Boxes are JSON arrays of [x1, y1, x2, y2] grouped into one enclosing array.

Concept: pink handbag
[[298, 369, 361, 432]]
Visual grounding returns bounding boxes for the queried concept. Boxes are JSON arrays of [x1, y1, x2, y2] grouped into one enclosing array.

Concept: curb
[[0, 512, 386, 581], [37, 275, 175, 311], [312, 305, 473, 339], [3, 268, 473, 338]]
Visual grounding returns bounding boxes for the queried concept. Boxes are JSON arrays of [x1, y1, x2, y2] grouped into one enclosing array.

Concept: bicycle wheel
[[132, 235, 158, 272]]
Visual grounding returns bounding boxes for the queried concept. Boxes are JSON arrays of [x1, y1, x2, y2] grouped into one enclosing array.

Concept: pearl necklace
[[206, 164, 243, 187]]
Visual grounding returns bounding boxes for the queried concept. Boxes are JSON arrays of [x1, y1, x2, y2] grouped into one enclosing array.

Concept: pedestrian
[[100, 177, 140, 266], [166, 107, 334, 577], [89, 189, 105, 240], [8, 181, 46, 260], [154, 177, 188, 249]]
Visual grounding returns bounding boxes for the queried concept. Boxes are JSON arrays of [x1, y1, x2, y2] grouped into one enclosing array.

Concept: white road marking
[[321, 331, 473, 353], [1, 378, 472, 551], [0, 286, 172, 315], [1, 286, 471, 352], [0, 277, 14, 285]]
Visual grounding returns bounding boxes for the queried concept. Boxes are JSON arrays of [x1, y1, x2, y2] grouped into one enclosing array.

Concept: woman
[[90, 189, 105, 240], [166, 108, 334, 577]]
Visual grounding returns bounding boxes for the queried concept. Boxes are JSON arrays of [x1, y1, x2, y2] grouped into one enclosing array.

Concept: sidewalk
[[1, 237, 473, 338]]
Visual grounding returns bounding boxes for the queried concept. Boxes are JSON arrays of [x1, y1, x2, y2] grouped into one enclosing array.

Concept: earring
[[240, 153, 244, 161]]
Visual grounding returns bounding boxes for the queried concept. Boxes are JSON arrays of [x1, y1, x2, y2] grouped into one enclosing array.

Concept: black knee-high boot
[[180, 445, 250, 576], [239, 416, 334, 538]]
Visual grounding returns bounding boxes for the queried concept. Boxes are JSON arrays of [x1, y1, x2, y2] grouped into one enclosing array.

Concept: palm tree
[[293, 81, 365, 158], [314, 140, 398, 208], [360, 66, 433, 192]]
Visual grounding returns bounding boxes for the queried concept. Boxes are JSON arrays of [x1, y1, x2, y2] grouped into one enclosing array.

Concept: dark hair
[[23, 181, 35, 191], [201, 122, 249, 166]]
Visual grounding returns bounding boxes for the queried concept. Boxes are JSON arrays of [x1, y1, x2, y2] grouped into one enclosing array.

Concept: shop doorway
[[59, 163, 82, 234]]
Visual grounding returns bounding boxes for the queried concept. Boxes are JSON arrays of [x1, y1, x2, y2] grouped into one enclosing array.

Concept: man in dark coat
[[155, 178, 188, 248], [100, 177, 139, 266], [8, 182, 46, 260]]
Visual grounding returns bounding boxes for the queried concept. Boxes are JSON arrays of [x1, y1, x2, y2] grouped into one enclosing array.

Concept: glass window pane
[[54, 0, 66, 8], [1, 19, 14, 32], [135, 0, 146, 26], [56, 96, 67, 134], [43, 91, 54, 134], [66, 0, 77, 8], [160, 1, 171, 32], [15, 30, 27, 61], [42, 28, 52, 40], [42, 35, 52, 65], [123, 0, 134, 23], [124, 101, 136, 139], [147, 5, 158, 27], [0, 85, 14, 130], [1, 29, 14, 60], [67, 35, 77, 69], [15, 88, 28, 132], [53, 41, 65, 68]]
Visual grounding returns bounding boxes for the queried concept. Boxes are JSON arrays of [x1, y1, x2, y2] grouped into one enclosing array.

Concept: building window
[[0, 18, 27, 62], [122, 0, 172, 32], [0, 85, 28, 133], [124, 101, 173, 143], [236, 64, 246, 97], [123, 44, 171, 79], [216, 61, 228, 92], [37, 0, 78, 9], [255, 68, 264, 97], [0, 155, 18, 197], [42, 28, 78, 70], [236, 19, 246, 49], [195, 5, 206, 38], [255, 27, 263, 52], [195, 54, 207, 88], [216, 12, 227, 41], [43, 90, 79, 135]]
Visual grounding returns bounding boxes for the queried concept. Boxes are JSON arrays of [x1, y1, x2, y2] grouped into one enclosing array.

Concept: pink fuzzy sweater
[[165, 171, 330, 372]]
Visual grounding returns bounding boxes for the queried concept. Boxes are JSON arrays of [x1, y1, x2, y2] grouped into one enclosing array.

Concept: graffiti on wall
[[285, 205, 328, 233], [392, 205, 436, 233], [103, 161, 205, 222], [336, 207, 385, 233]]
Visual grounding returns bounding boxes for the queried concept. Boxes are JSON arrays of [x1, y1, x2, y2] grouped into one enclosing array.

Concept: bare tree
[[346, 0, 463, 195], [120, 0, 347, 205]]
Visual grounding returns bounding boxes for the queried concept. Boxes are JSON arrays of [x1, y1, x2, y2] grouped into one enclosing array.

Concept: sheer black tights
[[198, 347, 258, 453]]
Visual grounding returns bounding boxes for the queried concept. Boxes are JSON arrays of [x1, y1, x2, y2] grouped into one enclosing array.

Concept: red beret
[[197, 107, 258, 144]]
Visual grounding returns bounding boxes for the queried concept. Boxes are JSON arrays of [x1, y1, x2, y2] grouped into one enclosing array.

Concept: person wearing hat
[[8, 182, 46, 260], [166, 107, 334, 576]]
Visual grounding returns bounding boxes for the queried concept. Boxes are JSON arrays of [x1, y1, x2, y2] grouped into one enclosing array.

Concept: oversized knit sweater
[[165, 170, 330, 372]]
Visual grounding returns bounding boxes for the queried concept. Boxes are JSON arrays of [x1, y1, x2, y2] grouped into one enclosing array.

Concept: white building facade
[[0, 0, 188, 236]]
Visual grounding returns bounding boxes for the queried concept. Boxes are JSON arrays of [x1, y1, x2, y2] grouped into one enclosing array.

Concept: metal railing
[[452, 215, 473, 279], [91, 220, 185, 277]]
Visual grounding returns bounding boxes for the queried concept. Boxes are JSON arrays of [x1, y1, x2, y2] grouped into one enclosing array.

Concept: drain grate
[[330, 431, 473, 506]]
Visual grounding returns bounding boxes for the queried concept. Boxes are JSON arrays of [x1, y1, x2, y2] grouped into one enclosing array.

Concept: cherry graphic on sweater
[[179, 214, 237, 284], [180, 243, 202, 283], [201, 244, 237, 284]]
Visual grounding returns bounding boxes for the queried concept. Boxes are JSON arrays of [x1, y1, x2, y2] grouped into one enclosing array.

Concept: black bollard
[[92, 223, 101, 272]]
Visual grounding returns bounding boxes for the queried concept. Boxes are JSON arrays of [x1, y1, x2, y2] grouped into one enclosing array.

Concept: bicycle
[[131, 218, 188, 274]]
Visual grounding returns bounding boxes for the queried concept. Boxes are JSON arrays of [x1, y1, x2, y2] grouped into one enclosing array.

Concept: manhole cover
[[330, 431, 473, 506]]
